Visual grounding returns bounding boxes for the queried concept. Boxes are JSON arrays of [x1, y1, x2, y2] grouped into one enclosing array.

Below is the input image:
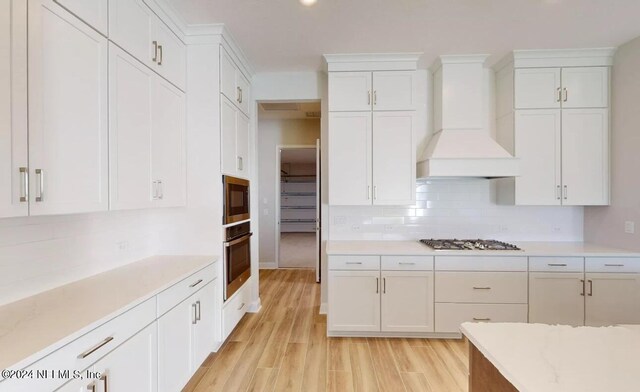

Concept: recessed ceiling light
[[300, 0, 317, 6]]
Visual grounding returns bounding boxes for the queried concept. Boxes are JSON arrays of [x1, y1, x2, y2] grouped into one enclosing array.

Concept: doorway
[[277, 146, 319, 270]]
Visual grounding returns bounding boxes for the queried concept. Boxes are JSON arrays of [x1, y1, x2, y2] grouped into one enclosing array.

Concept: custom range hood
[[417, 55, 519, 178]]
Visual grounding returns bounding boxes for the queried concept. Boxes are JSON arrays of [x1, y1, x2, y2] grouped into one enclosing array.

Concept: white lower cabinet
[[381, 271, 433, 333], [585, 273, 640, 327], [158, 279, 217, 392], [529, 272, 585, 326], [328, 270, 381, 332]]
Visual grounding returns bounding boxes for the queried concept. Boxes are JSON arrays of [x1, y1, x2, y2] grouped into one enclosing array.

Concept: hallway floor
[[184, 269, 469, 392], [279, 233, 316, 268]]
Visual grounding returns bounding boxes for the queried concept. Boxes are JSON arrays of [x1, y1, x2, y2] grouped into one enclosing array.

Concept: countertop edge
[[1, 255, 218, 374]]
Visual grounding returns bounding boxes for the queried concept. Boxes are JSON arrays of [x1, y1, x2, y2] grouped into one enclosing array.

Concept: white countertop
[[326, 240, 640, 257], [460, 322, 640, 392], [0, 255, 217, 371]]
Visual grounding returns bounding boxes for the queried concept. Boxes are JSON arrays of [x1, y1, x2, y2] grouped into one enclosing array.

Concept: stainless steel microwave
[[223, 175, 250, 224]]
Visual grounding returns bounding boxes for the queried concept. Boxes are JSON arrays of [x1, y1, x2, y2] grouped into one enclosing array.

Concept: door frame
[[275, 144, 318, 270]]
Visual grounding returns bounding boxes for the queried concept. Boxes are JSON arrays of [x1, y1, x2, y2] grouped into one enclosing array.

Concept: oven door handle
[[225, 232, 253, 247]]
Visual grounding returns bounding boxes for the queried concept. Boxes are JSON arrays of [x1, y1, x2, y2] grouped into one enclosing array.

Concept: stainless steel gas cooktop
[[420, 239, 521, 251]]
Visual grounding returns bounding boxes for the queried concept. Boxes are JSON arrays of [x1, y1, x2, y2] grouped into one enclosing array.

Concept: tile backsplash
[[329, 179, 584, 241]]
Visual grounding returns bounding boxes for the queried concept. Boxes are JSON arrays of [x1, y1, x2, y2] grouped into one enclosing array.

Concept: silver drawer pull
[[35, 169, 44, 202], [345, 262, 363, 265], [78, 336, 114, 359], [473, 317, 491, 322], [472, 287, 491, 290], [19, 167, 28, 202], [548, 263, 568, 267], [189, 279, 203, 288], [238, 302, 246, 311], [604, 264, 624, 267], [398, 262, 416, 265]]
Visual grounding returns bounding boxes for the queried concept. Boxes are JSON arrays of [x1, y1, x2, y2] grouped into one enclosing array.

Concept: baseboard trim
[[248, 298, 261, 313], [319, 302, 327, 315], [259, 262, 277, 269]]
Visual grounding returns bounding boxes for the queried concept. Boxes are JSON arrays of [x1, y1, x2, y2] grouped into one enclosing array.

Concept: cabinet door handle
[[158, 180, 163, 200], [196, 300, 201, 321], [556, 87, 561, 102], [78, 337, 114, 359], [473, 287, 491, 290], [473, 317, 491, 322], [580, 279, 585, 296], [87, 383, 96, 392], [383, 277, 386, 294], [100, 373, 108, 392], [238, 302, 246, 311], [367, 185, 371, 200], [237, 156, 243, 171], [237, 87, 242, 103], [556, 185, 561, 200], [562, 87, 568, 102], [563, 185, 568, 200], [157, 44, 163, 66], [35, 169, 44, 202], [239, 87, 243, 104], [588, 280, 593, 296], [373, 186, 377, 200], [152, 41, 158, 63], [19, 167, 28, 202], [367, 90, 371, 106], [376, 277, 379, 294], [373, 90, 377, 105], [192, 303, 198, 324]]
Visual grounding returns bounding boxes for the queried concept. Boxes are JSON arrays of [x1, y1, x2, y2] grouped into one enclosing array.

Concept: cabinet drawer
[[329, 256, 380, 271], [4, 298, 156, 391], [381, 256, 433, 271], [586, 257, 640, 273], [157, 263, 216, 317], [435, 303, 528, 333], [435, 256, 527, 271], [435, 272, 528, 304], [529, 257, 584, 272], [223, 282, 249, 339]]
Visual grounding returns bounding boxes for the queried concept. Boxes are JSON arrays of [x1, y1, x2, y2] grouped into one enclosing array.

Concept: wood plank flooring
[[184, 269, 469, 392]]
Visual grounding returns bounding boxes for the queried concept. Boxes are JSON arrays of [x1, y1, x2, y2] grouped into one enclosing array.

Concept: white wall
[[585, 36, 640, 250], [257, 119, 320, 266]]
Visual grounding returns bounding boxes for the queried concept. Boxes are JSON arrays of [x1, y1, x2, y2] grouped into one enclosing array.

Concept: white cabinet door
[[329, 72, 372, 112], [93, 323, 158, 392], [151, 76, 186, 207], [28, 0, 108, 215], [220, 46, 237, 104], [221, 96, 238, 176], [561, 67, 609, 108], [328, 270, 380, 332], [153, 19, 186, 90], [515, 68, 561, 109], [372, 71, 417, 111], [109, 44, 154, 210], [236, 112, 250, 178], [529, 272, 585, 326], [561, 109, 609, 206], [0, 0, 28, 218], [192, 280, 218, 369], [381, 271, 434, 333], [372, 111, 415, 205], [514, 110, 562, 205], [55, 0, 108, 35], [109, 0, 154, 69], [158, 297, 194, 392], [328, 112, 371, 205], [585, 273, 640, 327]]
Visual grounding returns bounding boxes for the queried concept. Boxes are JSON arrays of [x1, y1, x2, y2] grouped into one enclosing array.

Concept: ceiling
[[164, 0, 640, 72], [281, 148, 316, 164], [259, 101, 321, 120]]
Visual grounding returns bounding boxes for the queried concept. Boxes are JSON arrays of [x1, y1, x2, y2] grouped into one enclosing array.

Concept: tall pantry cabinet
[[495, 49, 615, 206], [325, 55, 420, 206]]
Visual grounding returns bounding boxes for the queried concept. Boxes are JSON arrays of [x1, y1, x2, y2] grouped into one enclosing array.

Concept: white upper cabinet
[[372, 111, 415, 205], [328, 112, 372, 205], [28, 0, 109, 215], [561, 67, 609, 108], [153, 19, 187, 90], [109, 0, 155, 68], [514, 110, 562, 205], [221, 97, 239, 176], [55, 0, 108, 35], [109, 44, 154, 210], [515, 68, 561, 109], [236, 112, 250, 177], [110, 0, 185, 90], [151, 77, 186, 207], [329, 72, 372, 112], [372, 71, 417, 111], [0, 0, 28, 218], [220, 46, 251, 116], [585, 273, 640, 327], [561, 109, 609, 206]]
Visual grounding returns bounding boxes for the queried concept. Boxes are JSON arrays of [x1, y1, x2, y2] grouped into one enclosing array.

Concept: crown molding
[[323, 53, 422, 72], [495, 47, 617, 69]]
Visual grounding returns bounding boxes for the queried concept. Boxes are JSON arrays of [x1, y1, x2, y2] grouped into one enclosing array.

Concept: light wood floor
[[184, 269, 469, 392]]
